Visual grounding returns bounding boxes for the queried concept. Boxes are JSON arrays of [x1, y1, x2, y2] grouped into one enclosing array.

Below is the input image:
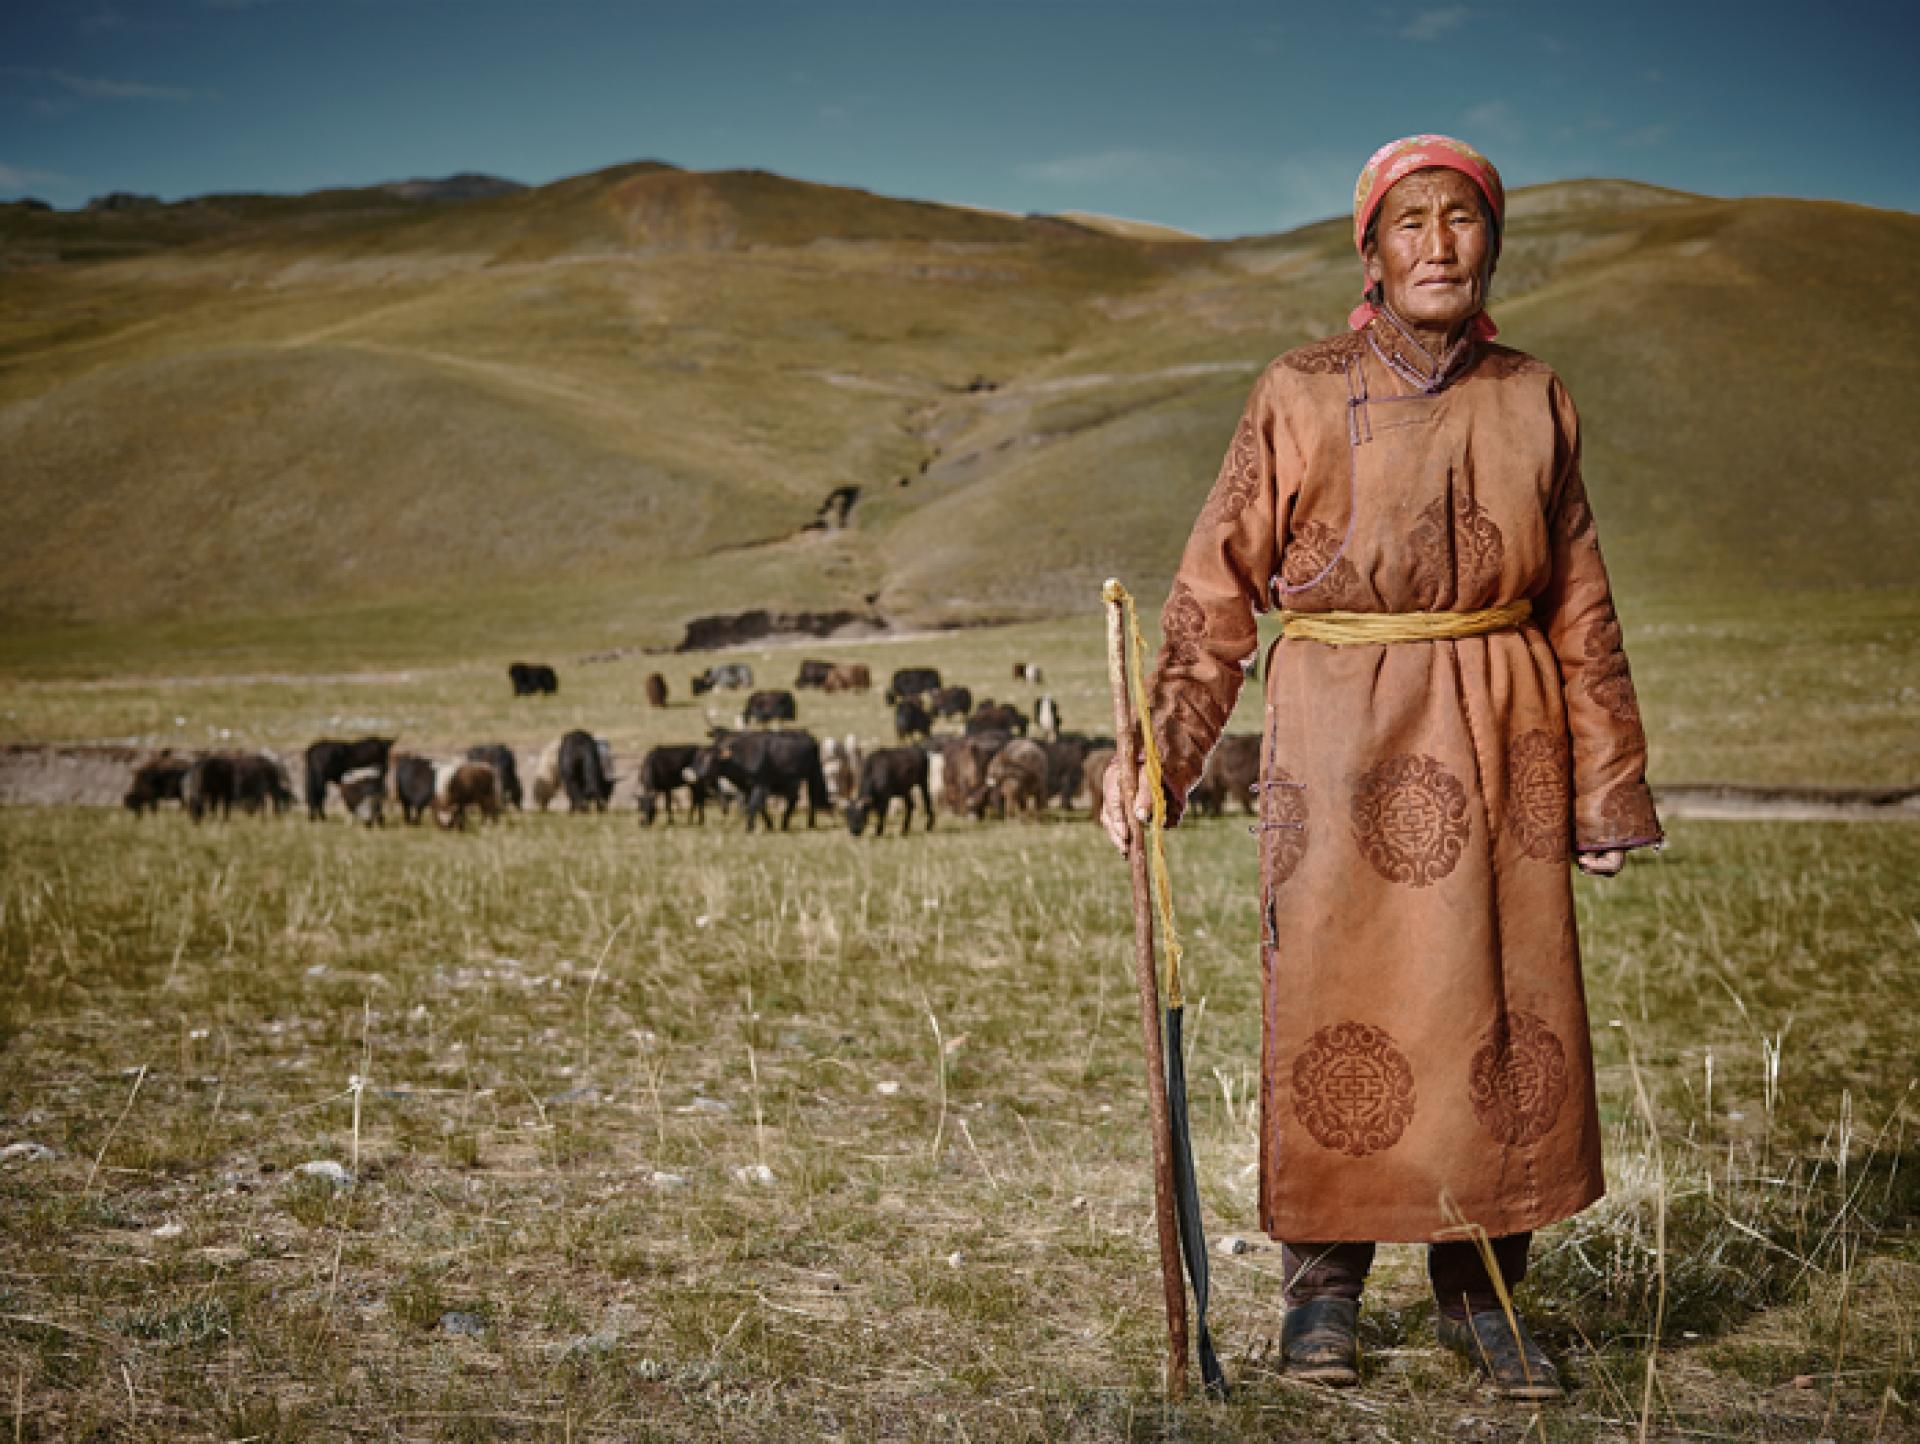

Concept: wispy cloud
[[1015, 150, 1188, 187], [79, 6, 182, 34], [1461, 100, 1525, 147], [1622, 123, 1671, 149], [0, 161, 78, 193], [1397, 6, 1472, 42], [1267, 153, 1356, 232], [2, 66, 200, 102]]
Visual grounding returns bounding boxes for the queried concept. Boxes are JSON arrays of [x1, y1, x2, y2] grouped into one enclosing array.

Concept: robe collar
[[1363, 303, 1481, 394]]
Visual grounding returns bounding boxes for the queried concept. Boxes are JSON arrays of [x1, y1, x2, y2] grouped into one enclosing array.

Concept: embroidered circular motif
[[1261, 763, 1309, 885], [1291, 1021, 1416, 1157], [1468, 1010, 1569, 1147], [1581, 611, 1640, 722], [1409, 491, 1505, 603], [1350, 754, 1471, 886], [1279, 520, 1365, 607], [1504, 730, 1570, 862], [1160, 582, 1206, 668], [1201, 414, 1263, 525]]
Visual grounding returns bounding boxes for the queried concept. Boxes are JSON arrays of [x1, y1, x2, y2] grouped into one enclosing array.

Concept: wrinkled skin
[[1363, 167, 1496, 358]]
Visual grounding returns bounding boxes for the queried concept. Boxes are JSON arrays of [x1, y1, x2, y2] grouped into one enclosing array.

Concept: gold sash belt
[[1279, 598, 1531, 646]]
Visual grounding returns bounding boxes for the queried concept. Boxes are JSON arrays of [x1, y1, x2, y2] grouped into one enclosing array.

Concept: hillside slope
[[1, 164, 1914, 663]]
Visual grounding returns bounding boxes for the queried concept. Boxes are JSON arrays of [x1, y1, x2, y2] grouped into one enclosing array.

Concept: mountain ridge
[[1, 159, 1914, 665]]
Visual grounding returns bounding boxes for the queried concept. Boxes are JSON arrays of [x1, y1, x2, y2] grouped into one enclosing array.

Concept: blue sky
[[3, 0, 1915, 238]]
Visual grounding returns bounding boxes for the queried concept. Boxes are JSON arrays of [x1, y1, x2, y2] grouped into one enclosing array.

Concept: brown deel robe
[[1147, 317, 1662, 1242]]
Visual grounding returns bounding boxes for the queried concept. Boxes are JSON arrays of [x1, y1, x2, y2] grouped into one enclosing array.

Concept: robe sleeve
[[1144, 367, 1289, 824], [1535, 377, 1664, 853]]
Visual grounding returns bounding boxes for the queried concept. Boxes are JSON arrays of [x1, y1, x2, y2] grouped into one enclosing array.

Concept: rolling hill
[[1, 161, 1915, 669]]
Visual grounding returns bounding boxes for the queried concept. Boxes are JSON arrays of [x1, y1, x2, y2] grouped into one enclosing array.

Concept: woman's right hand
[[1101, 763, 1155, 855]]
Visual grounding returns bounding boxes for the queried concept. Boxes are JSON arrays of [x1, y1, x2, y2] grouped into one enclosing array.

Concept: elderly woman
[[1103, 135, 1660, 1398]]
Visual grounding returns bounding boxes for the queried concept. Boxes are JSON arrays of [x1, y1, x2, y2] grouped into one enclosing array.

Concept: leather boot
[[1436, 1308, 1564, 1401], [1280, 1297, 1361, 1386]]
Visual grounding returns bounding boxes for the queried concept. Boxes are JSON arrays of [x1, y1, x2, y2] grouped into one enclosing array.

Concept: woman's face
[[1363, 168, 1495, 336]]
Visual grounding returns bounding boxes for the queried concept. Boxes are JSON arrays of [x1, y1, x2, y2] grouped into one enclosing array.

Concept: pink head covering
[[1348, 134, 1505, 340]]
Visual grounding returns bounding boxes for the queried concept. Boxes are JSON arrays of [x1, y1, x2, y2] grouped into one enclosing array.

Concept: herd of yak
[[120, 656, 1265, 837]]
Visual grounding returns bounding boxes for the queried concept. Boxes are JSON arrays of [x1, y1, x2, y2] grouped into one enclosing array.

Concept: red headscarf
[[1348, 134, 1505, 340]]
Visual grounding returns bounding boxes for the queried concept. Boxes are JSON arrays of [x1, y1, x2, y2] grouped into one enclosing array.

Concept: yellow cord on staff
[[1102, 580, 1186, 1011]]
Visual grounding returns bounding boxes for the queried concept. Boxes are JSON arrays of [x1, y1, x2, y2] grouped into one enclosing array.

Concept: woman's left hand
[[1575, 849, 1625, 877]]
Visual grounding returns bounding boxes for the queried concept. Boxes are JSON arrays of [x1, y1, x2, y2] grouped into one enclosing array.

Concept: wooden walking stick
[[1103, 579, 1190, 1401]]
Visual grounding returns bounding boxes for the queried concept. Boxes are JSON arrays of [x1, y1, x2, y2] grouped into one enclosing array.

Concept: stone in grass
[[0, 1142, 55, 1165], [731, 1163, 775, 1188], [648, 1171, 688, 1190], [545, 1085, 602, 1105], [293, 1160, 354, 1189], [679, 1096, 732, 1116], [151, 1221, 186, 1239], [1218, 1235, 1251, 1256], [437, 1310, 487, 1338]]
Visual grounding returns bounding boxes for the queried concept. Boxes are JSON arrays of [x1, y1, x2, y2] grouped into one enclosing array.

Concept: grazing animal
[[979, 738, 1050, 820], [893, 699, 932, 742], [392, 754, 437, 825], [967, 701, 1028, 737], [303, 737, 394, 820], [465, 745, 522, 809], [1012, 662, 1029, 682], [927, 686, 973, 721], [530, 738, 562, 811], [794, 659, 835, 689], [926, 747, 947, 808], [821, 735, 863, 806], [231, 753, 294, 815], [636, 745, 709, 826], [434, 761, 501, 830], [124, 755, 190, 816], [884, 667, 941, 705], [844, 747, 935, 837], [1042, 737, 1093, 809], [558, 730, 613, 812], [743, 689, 798, 726], [1034, 694, 1061, 742], [508, 662, 559, 697], [1082, 747, 1118, 824], [694, 730, 830, 833], [183, 754, 237, 823], [1024, 664, 1045, 687], [938, 732, 1009, 815], [1197, 733, 1262, 817], [338, 767, 386, 827], [821, 663, 871, 693], [690, 663, 754, 696], [645, 673, 669, 709]]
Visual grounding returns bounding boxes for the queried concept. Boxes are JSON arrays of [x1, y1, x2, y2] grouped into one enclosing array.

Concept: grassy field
[[1, 798, 1915, 1441], [1, 603, 1917, 1440]]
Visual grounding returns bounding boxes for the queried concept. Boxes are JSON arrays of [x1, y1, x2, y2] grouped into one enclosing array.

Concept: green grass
[[1, 796, 1915, 1440]]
